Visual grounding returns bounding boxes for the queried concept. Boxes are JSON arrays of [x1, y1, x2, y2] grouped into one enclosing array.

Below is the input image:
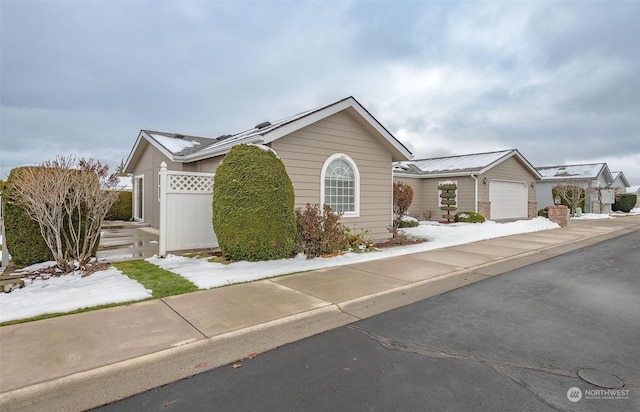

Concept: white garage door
[[490, 180, 527, 220]]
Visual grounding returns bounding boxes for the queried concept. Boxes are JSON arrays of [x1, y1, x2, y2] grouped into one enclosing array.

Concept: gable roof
[[393, 149, 541, 179], [125, 96, 412, 172], [536, 163, 613, 183], [611, 171, 631, 187], [627, 185, 640, 194]]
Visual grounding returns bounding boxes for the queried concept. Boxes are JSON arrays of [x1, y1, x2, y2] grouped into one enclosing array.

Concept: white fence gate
[[158, 162, 218, 256]]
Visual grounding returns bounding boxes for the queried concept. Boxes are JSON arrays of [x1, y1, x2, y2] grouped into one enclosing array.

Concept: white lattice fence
[[168, 174, 214, 192], [159, 162, 217, 256]]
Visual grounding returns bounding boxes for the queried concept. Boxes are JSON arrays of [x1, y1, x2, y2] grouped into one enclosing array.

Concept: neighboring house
[[535, 163, 614, 213], [393, 149, 541, 221], [124, 96, 412, 245], [626, 185, 640, 208], [610, 171, 631, 193], [116, 175, 133, 191]]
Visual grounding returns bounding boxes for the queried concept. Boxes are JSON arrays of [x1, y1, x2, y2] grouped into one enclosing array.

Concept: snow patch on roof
[[627, 185, 640, 194], [537, 164, 604, 180], [394, 150, 512, 175], [149, 133, 200, 154]]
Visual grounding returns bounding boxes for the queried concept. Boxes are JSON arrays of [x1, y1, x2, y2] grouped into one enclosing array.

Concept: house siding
[[395, 176, 477, 221], [183, 156, 224, 173], [131, 141, 180, 228], [271, 111, 393, 240]]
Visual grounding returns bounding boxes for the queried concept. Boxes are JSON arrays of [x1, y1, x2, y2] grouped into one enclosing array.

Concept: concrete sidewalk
[[1, 216, 639, 411]]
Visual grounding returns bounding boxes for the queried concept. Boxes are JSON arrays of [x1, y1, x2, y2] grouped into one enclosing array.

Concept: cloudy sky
[[2, 1, 639, 184]]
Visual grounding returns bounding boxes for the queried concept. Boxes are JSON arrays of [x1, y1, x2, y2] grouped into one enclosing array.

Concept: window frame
[[134, 175, 144, 221], [320, 153, 360, 218]]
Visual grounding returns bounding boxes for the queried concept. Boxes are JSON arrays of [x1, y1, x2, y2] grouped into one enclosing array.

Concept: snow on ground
[[571, 213, 613, 220], [3, 213, 626, 322], [148, 217, 560, 289], [0, 264, 152, 323]]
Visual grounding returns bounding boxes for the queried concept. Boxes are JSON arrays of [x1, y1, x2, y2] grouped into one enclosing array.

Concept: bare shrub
[[10, 156, 119, 272], [391, 181, 414, 239], [294, 204, 347, 258]]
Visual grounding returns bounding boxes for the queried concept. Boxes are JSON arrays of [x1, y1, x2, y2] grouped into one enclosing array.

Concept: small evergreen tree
[[439, 182, 457, 222]]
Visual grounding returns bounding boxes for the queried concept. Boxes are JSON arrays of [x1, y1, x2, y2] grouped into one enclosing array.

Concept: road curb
[[0, 305, 359, 412]]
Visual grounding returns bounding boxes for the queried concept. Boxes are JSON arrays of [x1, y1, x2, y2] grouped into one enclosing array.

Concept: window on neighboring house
[[321, 154, 359, 217], [134, 175, 144, 220]]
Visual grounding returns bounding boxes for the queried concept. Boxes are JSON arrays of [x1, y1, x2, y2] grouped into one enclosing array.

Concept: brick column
[[528, 201, 538, 219], [548, 205, 568, 227], [478, 200, 491, 220]]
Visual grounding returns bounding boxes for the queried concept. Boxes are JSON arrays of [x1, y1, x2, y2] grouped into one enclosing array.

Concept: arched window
[[321, 154, 359, 217]]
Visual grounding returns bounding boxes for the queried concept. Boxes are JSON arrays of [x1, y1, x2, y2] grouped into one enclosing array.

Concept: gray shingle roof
[[394, 149, 515, 176]]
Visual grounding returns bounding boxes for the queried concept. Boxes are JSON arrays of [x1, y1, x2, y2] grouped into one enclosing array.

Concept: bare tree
[[553, 180, 588, 215], [390, 181, 414, 239], [10, 156, 119, 273]]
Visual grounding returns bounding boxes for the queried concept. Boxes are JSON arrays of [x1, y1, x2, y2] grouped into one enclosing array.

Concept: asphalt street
[[96, 230, 640, 412]]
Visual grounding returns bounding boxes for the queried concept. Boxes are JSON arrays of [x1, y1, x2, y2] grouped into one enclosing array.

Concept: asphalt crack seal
[[348, 325, 578, 412]]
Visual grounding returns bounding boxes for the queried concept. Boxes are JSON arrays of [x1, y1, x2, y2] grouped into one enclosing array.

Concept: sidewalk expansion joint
[[159, 298, 208, 339], [335, 303, 363, 320]]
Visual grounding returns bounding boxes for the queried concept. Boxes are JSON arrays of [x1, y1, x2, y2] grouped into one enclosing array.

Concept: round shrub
[[454, 211, 486, 223], [2, 167, 54, 265], [212, 144, 296, 261], [537, 207, 549, 218], [613, 194, 637, 213], [398, 216, 419, 228]]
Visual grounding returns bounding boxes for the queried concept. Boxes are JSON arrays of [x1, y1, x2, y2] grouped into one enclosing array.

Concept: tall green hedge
[[3, 166, 103, 267], [212, 144, 296, 261], [3, 167, 54, 265], [613, 194, 637, 213], [106, 191, 132, 220]]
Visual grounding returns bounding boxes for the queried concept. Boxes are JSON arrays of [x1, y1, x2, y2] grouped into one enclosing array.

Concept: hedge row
[[2, 167, 55, 265]]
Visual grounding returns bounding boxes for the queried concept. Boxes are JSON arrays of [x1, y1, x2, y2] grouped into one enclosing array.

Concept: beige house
[[124, 96, 412, 242], [394, 149, 541, 221]]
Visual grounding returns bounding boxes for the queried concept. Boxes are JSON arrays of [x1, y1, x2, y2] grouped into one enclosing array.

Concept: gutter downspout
[[471, 173, 479, 213]]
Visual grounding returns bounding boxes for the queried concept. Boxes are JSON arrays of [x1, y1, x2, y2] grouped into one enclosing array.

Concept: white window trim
[[320, 153, 360, 218], [134, 174, 144, 221]]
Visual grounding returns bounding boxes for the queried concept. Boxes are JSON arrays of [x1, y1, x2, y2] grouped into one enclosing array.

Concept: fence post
[[158, 162, 168, 257]]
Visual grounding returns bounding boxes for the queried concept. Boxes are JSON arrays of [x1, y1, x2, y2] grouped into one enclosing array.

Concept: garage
[[490, 180, 528, 219]]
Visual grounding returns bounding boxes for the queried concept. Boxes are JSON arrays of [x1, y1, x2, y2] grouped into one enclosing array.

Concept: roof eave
[[260, 97, 412, 161], [476, 149, 542, 179], [393, 170, 480, 179], [125, 131, 179, 172], [183, 136, 266, 162]]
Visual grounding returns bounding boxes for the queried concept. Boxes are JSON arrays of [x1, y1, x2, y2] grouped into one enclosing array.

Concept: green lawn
[[114, 260, 199, 298], [0, 260, 199, 326]]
